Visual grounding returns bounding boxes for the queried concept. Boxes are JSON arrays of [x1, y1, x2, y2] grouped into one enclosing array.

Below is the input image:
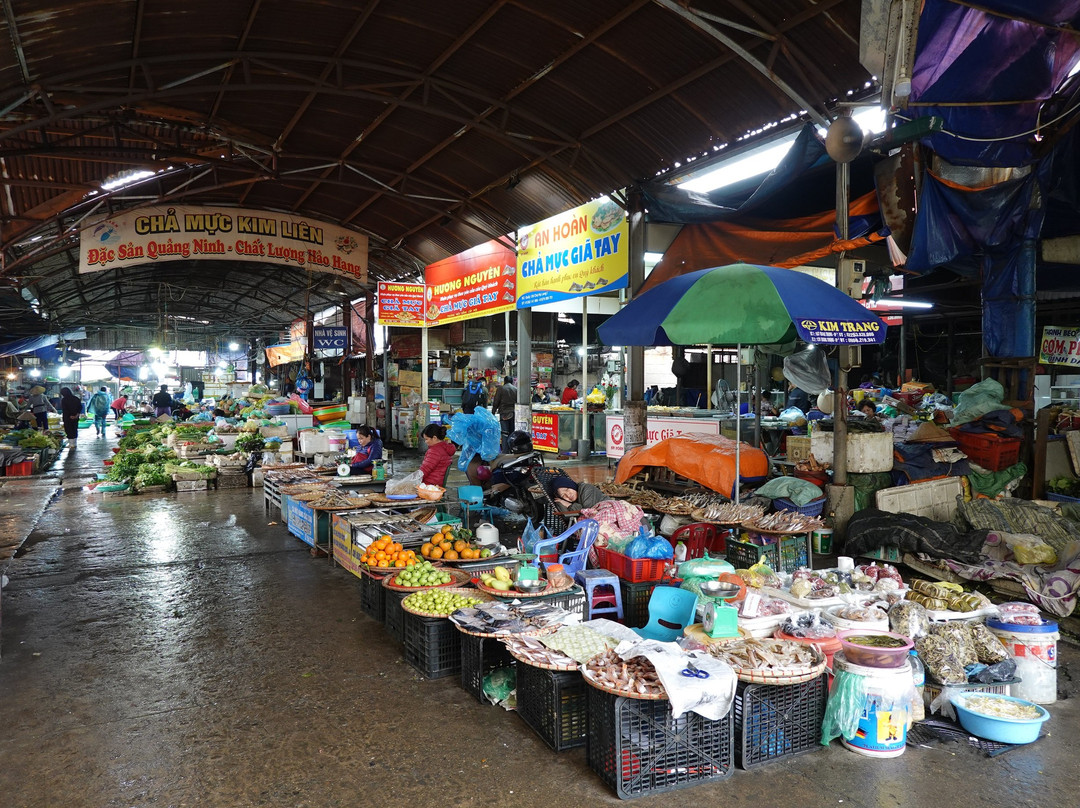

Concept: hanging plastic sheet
[[908, 0, 1080, 166], [448, 407, 501, 470]]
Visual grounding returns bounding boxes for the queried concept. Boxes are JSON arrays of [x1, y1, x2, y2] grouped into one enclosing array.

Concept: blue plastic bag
[[448, 408, 501, 470], [624, 526, 674, 560]]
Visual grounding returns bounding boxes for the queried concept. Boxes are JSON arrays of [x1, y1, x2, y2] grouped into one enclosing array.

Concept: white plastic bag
[[386, 469, 423, 496]]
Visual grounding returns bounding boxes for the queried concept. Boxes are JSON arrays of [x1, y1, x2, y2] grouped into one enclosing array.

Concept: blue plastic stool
[[576, 569, 623, 620], [457, 485, 495, 528]]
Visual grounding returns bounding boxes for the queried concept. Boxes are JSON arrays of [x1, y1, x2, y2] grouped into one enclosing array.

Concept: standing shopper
[[151, 384, 173, 418], [491, 375, 517, 451], [88, 386, 110, 437], [59, 387, 83, 444], [111, 393, 128, 421], [26, 385, 55, 431]]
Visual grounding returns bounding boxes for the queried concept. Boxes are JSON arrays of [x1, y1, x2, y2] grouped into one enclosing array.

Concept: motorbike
[[483, 450, 548, 523]]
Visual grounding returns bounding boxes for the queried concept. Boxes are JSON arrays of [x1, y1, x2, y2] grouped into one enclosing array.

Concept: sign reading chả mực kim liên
[[79, 205, 368, 282], [1040, 325, 1080, 367], [313, 326, 348, 352]]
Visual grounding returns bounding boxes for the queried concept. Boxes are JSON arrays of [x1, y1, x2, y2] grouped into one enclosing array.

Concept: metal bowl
[[699, 581, 741, 599], [515, 579, 548, 594]]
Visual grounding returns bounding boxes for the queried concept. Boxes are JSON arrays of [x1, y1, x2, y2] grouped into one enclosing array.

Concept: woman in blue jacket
[[349, 425, 383, 475]]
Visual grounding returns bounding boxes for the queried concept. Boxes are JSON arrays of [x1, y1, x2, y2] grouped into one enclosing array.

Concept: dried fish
[[744, 511, 825, 534], [584, 649, 666, 698], [707, 638, 820, 672]]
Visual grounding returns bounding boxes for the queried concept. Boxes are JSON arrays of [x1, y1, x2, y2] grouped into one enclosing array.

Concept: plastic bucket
[[325, 429, 347, 454], [835, 652, 911, 758], [811, 528, 833, 554], [987, 618, 1058, 704]]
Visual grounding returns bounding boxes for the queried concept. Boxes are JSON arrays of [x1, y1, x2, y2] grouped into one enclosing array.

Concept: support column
[[579, 295, 590, 457], [420, 326, 429, 406], [342, 301, 351, 402], [833, 161, 849, 487], [516, 309, 532, 436], [625, 189, 647, 452]]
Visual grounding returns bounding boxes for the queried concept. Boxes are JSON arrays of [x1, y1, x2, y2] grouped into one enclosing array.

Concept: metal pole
[[421, 326, 429, 408], [735, 343, 741, 504], [504, 311, 511, 378], [579, 295, 590, 457], [833, 161, 850, 487], [382, 326, 390, 437], [706, 344, 713, 410], [625, 189, 647, 452], [516, 309, 532, 437]]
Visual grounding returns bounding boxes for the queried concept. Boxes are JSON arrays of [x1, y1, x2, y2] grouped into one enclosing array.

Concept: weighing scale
[[699, 581, 741, 639]]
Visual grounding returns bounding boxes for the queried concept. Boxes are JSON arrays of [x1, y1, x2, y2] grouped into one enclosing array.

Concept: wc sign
[[313, 326, 348, 353]]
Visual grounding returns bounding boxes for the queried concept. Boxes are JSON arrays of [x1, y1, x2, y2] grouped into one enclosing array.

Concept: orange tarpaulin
[[642, 191, 884, 293], [615, 434, 769, 497]]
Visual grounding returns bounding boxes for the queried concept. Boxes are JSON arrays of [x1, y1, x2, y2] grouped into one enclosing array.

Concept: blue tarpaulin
[[908, 0, 1080, 166], [0, 330, 86, 358]]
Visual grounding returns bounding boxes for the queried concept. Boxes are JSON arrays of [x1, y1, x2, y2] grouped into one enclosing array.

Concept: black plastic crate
[[620, 580, 658, 628], [733, 674, 827, 770], [384, 590, 407, 644], [586, 686, 733, 799], [460, 632, 516, 702], [359, 571, 386, 623], [403, 612, 462, 679], [493, 586, 588, 620], [516, 663, 588, 751]]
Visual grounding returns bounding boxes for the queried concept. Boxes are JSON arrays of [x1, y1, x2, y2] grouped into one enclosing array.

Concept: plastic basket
[[949, 429, 1022, 471], [586, 687, 734, 799], [924, 677, 1019, 715], [460, 633, 515, 703], [384, 590, 407, 643], [773, 496, 826, 517], [4, 460, 33, 477], [402, 612, 462, 679], [1045, 492, 1080, 504], [726, 535, 809, 574], [733, 674, 827, 769], [596, 546, 668, 583], [359, 571, 386, 623], [517, 664, 588, 751], [620, 580, 659, 628]]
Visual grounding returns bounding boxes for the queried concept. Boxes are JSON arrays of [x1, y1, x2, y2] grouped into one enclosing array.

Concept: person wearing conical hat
[[25, 385, 55, 431]]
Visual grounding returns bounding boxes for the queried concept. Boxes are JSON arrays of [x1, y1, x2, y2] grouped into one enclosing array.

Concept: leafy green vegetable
[[235, 433, 265, 454]]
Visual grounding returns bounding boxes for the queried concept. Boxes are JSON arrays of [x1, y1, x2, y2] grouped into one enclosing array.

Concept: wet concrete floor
[[0, 435, 1078, 807]]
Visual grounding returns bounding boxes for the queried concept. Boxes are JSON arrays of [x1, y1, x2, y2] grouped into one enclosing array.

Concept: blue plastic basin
[[950, 692, 1049, 744]]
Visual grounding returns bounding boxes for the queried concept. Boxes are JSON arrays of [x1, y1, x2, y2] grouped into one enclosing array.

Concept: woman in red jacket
[[419, 423, 457, 486]]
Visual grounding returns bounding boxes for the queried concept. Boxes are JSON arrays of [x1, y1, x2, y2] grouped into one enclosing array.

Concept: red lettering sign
[[531, 412, 560, 453]]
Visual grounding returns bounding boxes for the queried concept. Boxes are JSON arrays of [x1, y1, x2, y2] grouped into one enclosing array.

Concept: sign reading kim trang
[[79, 206, 368, 281], [516, 197, 629, 308], [795, 317, 883, 345]]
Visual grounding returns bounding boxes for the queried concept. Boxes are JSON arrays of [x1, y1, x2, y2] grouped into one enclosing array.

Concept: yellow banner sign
[[516, 197, 629, 308]]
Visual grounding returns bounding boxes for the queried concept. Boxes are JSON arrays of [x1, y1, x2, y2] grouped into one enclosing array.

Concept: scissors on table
[[680, 661, 709, 679]]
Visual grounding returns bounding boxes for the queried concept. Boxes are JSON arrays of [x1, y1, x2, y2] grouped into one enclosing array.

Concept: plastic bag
[[448, 408, 501, 470], [820, 665, 870, 745], [970, 623, 1010, 664], [888, 600, 930, 639], [778, 406, 807, 425], [783, 345, 832, 395], [1002, 533, 1058, 565], [386, 469, 422, 496], [482, 666, 516, 707], [625, 528, 674, 560], [677, 552, 734, 580]]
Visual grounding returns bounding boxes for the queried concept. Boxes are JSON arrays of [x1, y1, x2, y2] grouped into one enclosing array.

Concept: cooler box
[[809, 431, 893, 473]]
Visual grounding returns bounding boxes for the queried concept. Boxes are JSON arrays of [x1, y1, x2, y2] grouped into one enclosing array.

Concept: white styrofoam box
[[348, 397, 366, 409], [175, 479, 208, 492], [875, 476, 963, 522], [810, 430, 894, 473], [298, 429, 328, 455]]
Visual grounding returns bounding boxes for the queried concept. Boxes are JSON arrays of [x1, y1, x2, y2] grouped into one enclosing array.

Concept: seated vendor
[[857, 400, 880, 420], [419, 423, 456, 486], [349, 425, 383, 475], [547, 471, 604, 512]]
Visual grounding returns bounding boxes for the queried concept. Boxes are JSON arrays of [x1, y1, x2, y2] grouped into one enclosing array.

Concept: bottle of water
[[909, 649, 925, 722]]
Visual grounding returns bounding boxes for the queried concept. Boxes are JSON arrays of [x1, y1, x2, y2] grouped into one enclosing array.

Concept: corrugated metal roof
[[0, 0, 874, 339]]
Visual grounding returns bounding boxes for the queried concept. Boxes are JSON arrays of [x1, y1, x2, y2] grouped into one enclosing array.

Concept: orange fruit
[[453, 540, 466, 553], [421, 543, 433, 557], [441, 525, 453, 534], [390, 542, 402, 553], [440, 541, 452, 552], [444, 550, 459, 560], [395, 559, 406, 567], [430, 547, 444, 559]]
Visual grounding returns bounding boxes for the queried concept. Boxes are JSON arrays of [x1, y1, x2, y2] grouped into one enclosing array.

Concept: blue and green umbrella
[[598, 263, 887, 347]]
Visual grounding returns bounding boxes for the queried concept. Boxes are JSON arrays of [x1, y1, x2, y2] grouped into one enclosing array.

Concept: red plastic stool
[[670, 523, 725, 558]]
